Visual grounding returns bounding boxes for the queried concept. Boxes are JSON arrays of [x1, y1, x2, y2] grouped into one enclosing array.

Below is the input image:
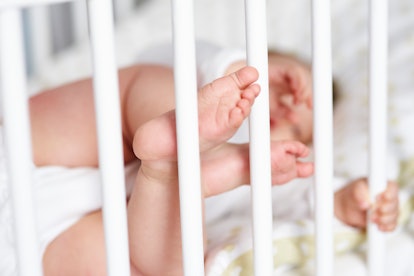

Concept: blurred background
[[6, 0, 414, 148], [19, 0, 315, 92]]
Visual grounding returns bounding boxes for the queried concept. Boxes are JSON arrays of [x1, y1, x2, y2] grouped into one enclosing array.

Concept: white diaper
[[0, 129, 139, 276]]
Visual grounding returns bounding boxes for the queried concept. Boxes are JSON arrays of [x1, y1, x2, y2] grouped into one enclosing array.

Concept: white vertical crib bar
[[244, 0, 273, 275], [311, 0, 334, 275], [368, 0, 388, 275], [86, 1, 130, 275], [171, 0, 205, 275], [0, 9, 43, 276]]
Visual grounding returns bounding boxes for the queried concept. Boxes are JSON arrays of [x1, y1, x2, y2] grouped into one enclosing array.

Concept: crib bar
[[368, 0, 388, 275], [244, 0, 274, 275], [0, 9, 43, 276], [86, 1, 131, 275], [171, 0, 205, 275], [0, 0, 77, 9], [311, 0, 334, 275]]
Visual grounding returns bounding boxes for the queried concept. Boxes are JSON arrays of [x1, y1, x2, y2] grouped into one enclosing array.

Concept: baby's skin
[[132, 66, 314, 197]]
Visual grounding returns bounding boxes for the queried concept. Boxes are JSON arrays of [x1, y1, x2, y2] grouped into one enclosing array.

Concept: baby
[[2, 42, 398, 275]]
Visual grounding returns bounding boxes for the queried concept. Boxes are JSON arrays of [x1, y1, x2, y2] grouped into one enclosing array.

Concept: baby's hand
[[270, 140, 314, 185], [334, 178, 399, 232], [268, 52, 312, 125], [371, 181, 399, 232]]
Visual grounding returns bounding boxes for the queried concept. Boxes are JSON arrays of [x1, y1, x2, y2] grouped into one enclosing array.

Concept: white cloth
[[0, 125, 139, 276]]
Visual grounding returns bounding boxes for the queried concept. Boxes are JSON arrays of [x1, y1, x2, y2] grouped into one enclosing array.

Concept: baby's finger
[[372, 200, 398, 221], [374, 213, 398, 232], [375, 200, 399, 216], [377, 213, 398, 225], [379, 224, 397, 232], [375, 185, 399, 212]]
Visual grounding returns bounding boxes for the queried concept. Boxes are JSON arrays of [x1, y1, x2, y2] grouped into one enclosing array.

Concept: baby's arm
[[225, 51, 313, 127], [267, 52, 313, 125], [334, 178, 399, 232], [371, 180, 400, 231]]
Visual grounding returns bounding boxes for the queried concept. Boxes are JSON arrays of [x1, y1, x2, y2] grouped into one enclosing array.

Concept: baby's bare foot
[[198, 66, 259, 152], [269, 140, 313, 184], [201, 140, 313, 197], [133, 66, 259, 161]]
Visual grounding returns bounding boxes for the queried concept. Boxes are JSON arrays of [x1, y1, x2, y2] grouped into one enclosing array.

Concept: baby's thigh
[[43, 211, 107, 276], [30, 78, 100, 167]]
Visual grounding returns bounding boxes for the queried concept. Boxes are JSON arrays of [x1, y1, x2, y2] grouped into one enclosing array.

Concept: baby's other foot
[[270, 140, 313, 184]]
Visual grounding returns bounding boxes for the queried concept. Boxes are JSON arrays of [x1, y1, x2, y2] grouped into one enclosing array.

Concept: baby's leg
[[133, 66, 260, 161], [29, 65, 146, 167], [128, 66, 259, 275]]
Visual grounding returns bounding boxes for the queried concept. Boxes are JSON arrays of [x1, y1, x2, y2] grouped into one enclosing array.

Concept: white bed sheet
[[204, 185, 414, 276]]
